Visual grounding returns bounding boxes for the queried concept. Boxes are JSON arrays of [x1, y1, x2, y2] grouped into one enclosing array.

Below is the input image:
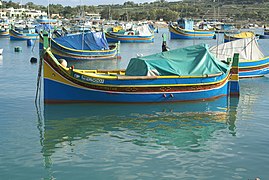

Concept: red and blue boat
[[41, 33, 239, 103]]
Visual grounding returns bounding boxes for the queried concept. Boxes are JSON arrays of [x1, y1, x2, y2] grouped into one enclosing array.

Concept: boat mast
[[81, 0, 85, 51], [215, 0, 219, 59], [217, 0, 220, 21], [125, 3, 128, 22], [47, 0, 52, 47]]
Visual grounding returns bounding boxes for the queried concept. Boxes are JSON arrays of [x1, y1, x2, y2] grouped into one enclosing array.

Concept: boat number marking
[[74, 73, 104, 84]]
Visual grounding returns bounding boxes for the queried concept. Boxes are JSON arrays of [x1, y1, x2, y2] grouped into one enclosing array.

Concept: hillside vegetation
[[2, 0, 269, 25]]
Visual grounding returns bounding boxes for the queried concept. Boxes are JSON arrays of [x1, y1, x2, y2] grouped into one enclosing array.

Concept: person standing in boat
[[162, 33, 169, 52]]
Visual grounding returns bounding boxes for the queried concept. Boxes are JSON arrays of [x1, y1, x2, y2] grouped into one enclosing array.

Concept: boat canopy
[[210, 38, 264, 61], [53, 32, 109, 50], [126, 44, 229, 76]]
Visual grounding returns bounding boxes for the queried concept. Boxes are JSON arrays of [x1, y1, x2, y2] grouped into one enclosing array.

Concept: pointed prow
[[229, 53, 240, 96]]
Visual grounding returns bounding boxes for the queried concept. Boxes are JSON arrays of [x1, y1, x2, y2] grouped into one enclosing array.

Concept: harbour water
[[0, 28, 269, 179]]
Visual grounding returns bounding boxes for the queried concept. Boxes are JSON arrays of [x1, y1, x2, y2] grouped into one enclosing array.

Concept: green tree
[[148, 9, 157, 20], [62, 6, 76, 19], [5, 0, 19, 8], [84, 6, 97, 13], [156, 9, 179, 21], [49, 4, 64, 15], [123, 1, 136, 7], [100, 7, 110, 19]]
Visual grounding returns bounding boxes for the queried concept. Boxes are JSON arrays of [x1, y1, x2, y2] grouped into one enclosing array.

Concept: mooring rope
[[32, 38, 37, 52], [35, 52, 43, 106], [35, 0, 51, 106]]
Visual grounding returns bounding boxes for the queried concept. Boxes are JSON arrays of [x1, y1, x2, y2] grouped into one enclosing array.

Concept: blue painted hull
[[43, 58, 232, 103], [9, 29, 38, 40], [50, 43, 119, 61], [239, 57, 269, 78], [106, 32, 154, 43], [170, 32, 216, 39], [39, 35, 119, 61], [0, 29, 9, 37], [239, 68, 269, 78], [259, 34, 269, 39], [44, 78, 229, 103], [169, 25, 215, 39], [41, 42, 239, 103]]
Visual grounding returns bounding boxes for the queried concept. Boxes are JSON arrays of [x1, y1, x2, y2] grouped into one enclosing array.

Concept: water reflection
[[0, 55, 3, 66], [39, 96, 238, 168], [239, 77, 269, 117]]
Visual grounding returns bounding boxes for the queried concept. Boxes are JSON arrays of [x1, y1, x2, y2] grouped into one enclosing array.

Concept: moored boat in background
[[210, 37, 269, 78], [0, 27, 9, 37], [105, 24, 154, 43], [169, 18, 215, 39], [0, 18, 10, 37], [9, 28, 39, 40], [39, 31, 120, 61], [223, 31, 255, 42]]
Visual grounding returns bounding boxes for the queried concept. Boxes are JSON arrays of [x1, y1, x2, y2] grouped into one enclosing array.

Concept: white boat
[[0, 48, 3, 55]]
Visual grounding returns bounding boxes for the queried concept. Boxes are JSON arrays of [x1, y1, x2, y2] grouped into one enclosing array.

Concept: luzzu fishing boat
[[169, 18, 215, 39], [0, 28, 9, 37], [105, 24, 154, 43], [9, 28, 39, 40], [39, 31, 120, 61], [0, 18, 10, 37], [223, 31, 255, 43], [169, 24, 215, 39], [210, 38, 269, 78], [40, 33, 239, 103]]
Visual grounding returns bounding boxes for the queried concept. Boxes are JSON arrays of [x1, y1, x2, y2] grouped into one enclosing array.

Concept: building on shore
[[0, 7, 47, 19]]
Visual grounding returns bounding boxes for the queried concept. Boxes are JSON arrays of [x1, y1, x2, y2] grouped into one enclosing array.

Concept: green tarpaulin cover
[[126, 44, 229, 76]]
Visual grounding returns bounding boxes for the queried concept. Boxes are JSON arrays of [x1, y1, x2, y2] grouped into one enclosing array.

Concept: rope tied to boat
[[35, 52, 43, 107]]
